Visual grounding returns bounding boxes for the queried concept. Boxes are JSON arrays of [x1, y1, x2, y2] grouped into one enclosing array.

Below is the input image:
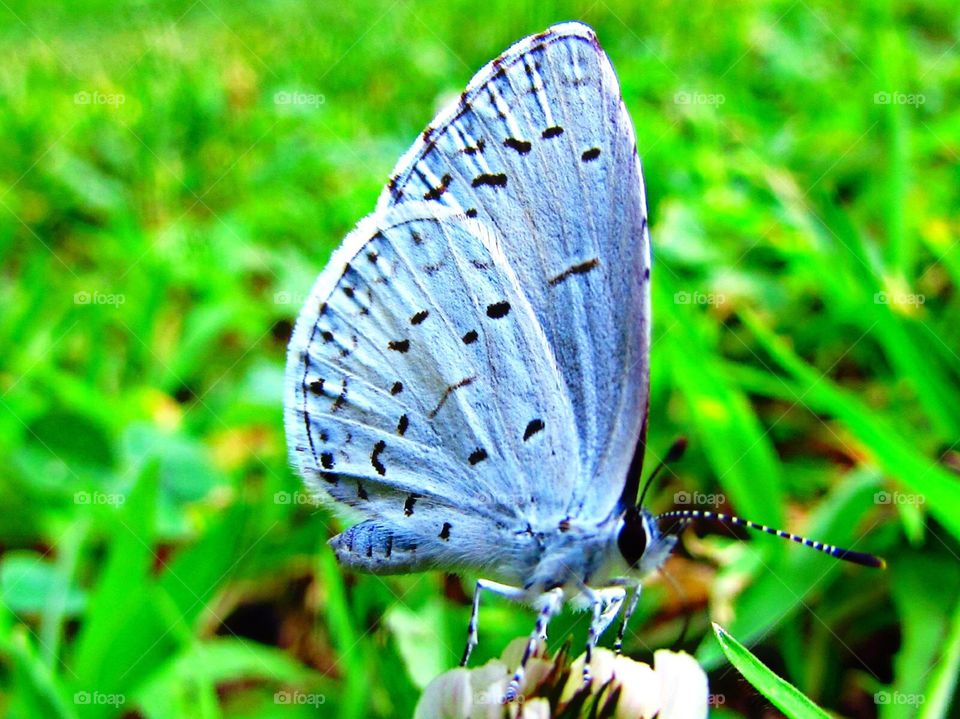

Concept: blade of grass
[[740, 307, 960, 541], [712, 623, 830, 719], [919, 593, 960, 719], [655, 273, 784, 526]]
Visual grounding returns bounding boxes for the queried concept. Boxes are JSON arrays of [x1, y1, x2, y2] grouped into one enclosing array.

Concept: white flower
[[415, 639, 708, 719]]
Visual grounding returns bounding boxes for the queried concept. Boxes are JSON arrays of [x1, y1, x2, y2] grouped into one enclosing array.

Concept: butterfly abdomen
[[330, 520, 424, 574]]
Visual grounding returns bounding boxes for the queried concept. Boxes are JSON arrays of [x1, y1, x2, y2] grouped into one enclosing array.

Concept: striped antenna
[[656, 509, 886, 569]]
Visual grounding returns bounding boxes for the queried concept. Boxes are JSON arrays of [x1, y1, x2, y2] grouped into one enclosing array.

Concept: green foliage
[[1, 0, 957, 717], [713, 624, 830, 719]]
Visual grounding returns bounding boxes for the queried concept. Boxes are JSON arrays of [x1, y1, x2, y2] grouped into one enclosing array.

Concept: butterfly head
[[617, 505, 678, 575]]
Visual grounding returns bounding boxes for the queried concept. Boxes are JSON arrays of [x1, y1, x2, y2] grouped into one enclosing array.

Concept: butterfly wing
[[376, 22, 651, 520], [285, 200, 581, 576]]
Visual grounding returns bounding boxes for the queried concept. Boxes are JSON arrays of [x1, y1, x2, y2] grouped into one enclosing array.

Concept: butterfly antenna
[[656, 510, 886, 568], [637, 437, 688, 510]]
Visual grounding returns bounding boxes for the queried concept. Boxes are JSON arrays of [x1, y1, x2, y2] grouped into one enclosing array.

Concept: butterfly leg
[[503, 587, 564, 703], [614, 583, 642, 655], [461, 579, 526, 667], [582, 587, 626, 684]]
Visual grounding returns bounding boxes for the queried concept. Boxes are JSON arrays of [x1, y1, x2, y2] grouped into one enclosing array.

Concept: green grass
[[1, 1, 958, 717]]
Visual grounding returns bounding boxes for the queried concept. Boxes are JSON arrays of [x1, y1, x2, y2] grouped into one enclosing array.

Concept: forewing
[[376, 22, 651, 519]]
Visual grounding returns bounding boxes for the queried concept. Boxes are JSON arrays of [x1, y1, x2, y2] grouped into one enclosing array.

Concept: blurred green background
[[1, 0, 958, 717]]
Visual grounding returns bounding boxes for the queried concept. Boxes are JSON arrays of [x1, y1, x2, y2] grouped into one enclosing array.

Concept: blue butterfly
[[284, 22, 883, 702]]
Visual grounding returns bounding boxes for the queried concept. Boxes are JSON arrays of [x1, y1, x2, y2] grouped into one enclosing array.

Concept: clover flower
[[415, 638, 708, 719]]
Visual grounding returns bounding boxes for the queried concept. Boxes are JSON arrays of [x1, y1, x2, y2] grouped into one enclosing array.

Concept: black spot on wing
[[461, 329, 478, 345], [320, 452, 335, 469], [472, 173, 507, 188], [397, 414, 408, 436], [581, 147, 601, 162], [388, 339, 410, 353], [410, 310, 429, 325], [308, 379, 325, 395], [503, 137, 532, 155], [371, 440, 386, 476], [357, 482, 369, 500], [404, 494, 419, 516], [548, 258, 600, 286], [429, 377, 475, 419], [465, 208, 478, 218], [391, 381, 403, 395], [423, 173, 452, 201], [468, 448, 488, 465], [439, 522, 452, 540], [524, 419, 545, 441], [486, 301, 511, 319], [332, 381, 348, 412], [542, 126, 564, 139], [462, 138, 485, 155]]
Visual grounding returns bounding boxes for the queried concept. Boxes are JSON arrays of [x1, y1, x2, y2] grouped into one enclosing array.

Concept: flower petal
[[654, 649, 709, 719], [414, 668, 474, 719]]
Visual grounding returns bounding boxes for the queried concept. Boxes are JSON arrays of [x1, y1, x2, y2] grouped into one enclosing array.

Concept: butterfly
[[284, 21, 884, 702]]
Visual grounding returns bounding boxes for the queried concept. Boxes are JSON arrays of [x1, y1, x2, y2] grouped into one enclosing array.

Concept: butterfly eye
[[617, 507, 648, 568]]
